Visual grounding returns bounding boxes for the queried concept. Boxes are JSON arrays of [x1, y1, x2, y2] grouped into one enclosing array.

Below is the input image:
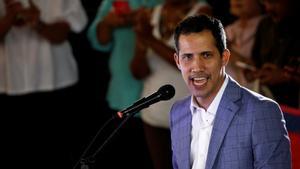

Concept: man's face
[[261, 0, 289, 23], [174, 30, 229, 107], [230, 0, 262, 18]]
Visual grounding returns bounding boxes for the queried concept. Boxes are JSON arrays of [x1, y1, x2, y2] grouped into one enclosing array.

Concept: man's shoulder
[[241, 86, 276, 104], [172, 95, 191, 107], [226, 80, 282, 123], [227, 78, 279, 109], [170, 96, 191, 115]]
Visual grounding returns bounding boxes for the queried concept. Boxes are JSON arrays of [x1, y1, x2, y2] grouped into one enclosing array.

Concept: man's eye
[[182, 54, 193, 60], [203, 52, 212, 58]]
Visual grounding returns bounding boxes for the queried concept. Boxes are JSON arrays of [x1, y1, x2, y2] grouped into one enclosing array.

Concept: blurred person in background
[[225, 0, 265, 93], [87, 0, 162, 168], [206, 0, 235, 26], [250, 0, 300, 108], [250, 1, 300, 168], [0, 0, 87, 168]]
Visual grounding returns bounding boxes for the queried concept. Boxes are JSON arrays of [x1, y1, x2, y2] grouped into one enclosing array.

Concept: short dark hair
[[174, 14, 227, 55]]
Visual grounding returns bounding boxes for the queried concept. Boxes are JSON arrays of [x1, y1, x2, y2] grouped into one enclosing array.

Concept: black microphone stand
[[72, 112, 137, 169], [73, 85, 175, 169]]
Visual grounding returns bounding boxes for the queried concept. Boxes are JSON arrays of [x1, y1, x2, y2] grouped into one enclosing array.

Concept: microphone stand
[[73, 84, 175, 169], [73, 112, 136, 169]]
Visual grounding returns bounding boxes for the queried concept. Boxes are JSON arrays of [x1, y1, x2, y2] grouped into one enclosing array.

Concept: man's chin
[[191, 90, 206, 99]]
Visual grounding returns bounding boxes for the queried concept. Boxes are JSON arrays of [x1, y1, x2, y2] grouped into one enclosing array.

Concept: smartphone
[[113, 0, 131, 15]]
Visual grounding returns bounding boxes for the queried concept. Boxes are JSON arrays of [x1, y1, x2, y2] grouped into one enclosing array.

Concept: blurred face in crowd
[[230, 0, 262, 18], [174, 30, 230, 107], [260, 0, 289, 22]]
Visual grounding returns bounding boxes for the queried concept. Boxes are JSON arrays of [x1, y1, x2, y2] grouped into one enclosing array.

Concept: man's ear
[[222, 49, 230, 66], [174, 53, 181, 70]]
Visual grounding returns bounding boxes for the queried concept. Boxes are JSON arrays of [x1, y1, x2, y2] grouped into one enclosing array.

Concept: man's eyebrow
[[179, 52, 193, 56]]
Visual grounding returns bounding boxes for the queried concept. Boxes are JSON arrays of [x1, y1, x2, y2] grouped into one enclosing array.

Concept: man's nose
[[191, 56, 206, 72]]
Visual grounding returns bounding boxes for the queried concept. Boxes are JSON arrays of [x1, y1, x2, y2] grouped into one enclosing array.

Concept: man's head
[[260, 0, 295, 23], [174, 15, 227, 56], [230, 0, 264, 19], [173, 15, 230, 108]]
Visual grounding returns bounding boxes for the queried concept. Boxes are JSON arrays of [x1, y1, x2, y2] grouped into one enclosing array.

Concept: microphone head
[[158, 84, 175, 101]]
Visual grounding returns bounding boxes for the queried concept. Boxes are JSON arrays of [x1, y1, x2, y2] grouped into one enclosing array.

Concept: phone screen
[[113, 1, 131, 15]]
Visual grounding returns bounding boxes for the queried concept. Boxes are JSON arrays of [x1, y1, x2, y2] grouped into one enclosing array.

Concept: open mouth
[[192, 77, 208, 86], [189, 73, 210, 87]]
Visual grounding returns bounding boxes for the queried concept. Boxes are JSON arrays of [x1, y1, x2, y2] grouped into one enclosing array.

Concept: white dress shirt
[[190, 76, 229, 169]]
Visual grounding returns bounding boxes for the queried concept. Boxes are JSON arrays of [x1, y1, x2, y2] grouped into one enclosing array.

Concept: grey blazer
[[170, 77, 291, 169]]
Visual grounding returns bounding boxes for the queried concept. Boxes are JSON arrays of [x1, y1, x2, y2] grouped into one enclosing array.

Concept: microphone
[[117, 84, 175, 118]]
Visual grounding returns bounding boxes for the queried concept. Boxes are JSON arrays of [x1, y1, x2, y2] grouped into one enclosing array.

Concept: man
[[170, 15, 291, 169]]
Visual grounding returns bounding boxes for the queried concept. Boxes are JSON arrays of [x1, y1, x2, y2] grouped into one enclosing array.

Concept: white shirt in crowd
[[0, 0, 87, 95]]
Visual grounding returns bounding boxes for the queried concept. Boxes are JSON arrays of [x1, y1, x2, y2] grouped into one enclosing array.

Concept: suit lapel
[[174, 97, 192, 169], [180, 108, 192, 169], [205, 78, 241, 169]]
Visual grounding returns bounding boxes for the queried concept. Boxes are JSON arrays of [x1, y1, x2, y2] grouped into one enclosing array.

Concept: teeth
[[193, 77, 207, 86], [194, 77, 206, 81]]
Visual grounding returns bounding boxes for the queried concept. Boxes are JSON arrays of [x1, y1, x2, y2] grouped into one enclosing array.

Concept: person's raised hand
[[4, 0, 24, 25], [103, 10, 134, 28]]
